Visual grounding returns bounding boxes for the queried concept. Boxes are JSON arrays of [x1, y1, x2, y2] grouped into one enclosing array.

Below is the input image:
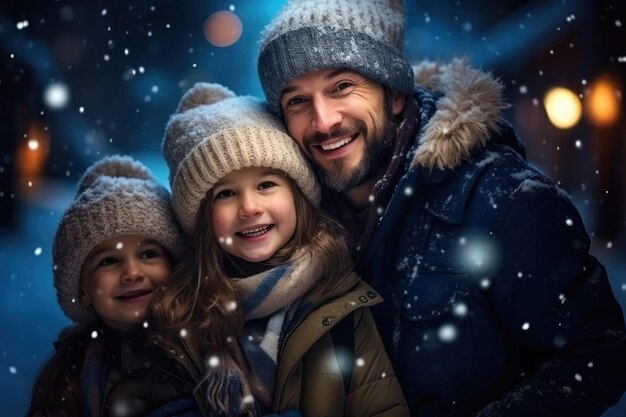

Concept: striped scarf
[[204, 249, 321, 416]]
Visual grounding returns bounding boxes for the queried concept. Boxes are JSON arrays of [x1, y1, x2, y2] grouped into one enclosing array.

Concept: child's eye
[[97, 256, 118, 267], [140, 249, 161, 260], [258, 181, 276, 190], [215, 189, 235, 200]]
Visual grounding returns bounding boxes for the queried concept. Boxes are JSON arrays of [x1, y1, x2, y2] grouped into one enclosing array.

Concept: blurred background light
[[16, 120, 50, 195], [203, 10, 243, 47], [43, 82, 70, 110], [543, 87, 582, 129], [586, 78, 621, 127]]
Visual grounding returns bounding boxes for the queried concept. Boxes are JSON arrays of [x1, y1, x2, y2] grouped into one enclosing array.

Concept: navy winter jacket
[[336, 60, 626, 416]]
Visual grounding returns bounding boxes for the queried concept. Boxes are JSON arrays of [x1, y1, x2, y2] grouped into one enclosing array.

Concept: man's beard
[[308, 108, 396, 193]]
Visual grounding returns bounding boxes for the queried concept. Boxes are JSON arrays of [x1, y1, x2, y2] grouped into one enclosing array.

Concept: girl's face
[[80, 235, 171, 331], [212, 167, 297, 263]]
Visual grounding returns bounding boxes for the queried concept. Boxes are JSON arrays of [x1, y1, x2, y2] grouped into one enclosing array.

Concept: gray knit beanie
[[258, 0, 415, 114], [162, 82, 321, 234], [53, 155, 184, 323]]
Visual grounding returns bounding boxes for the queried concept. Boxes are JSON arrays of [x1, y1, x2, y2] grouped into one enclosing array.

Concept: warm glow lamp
[[586, 78, 620, 127], [544, 87, 582, 129]]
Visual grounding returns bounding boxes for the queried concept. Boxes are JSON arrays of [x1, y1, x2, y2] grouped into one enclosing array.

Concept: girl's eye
[[97, 256, 118, 267], [258, 181, 276, 190], [140, 249, 160, 260], [215, 189, 235, 200]]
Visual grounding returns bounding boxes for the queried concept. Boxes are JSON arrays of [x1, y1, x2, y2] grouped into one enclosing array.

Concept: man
[[257, 0, 626, 416]]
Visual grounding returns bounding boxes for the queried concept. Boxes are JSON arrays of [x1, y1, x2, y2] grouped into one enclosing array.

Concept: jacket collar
[[408, 57, 507, 171], [274, 276, 382, 395], [402, 58, 529, 224]]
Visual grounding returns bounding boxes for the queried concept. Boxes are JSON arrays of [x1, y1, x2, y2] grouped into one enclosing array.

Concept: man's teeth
[[240, 226, 269, 237], [321, 136, 353, 151]]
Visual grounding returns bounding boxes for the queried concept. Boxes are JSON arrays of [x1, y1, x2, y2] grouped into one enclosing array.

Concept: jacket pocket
[[399, 272, 469, 322], [394, 273, 481, 392]]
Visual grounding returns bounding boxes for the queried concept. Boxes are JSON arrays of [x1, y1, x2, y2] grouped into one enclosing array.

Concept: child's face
[[80, 235, 171, 331], [212, 167, 297, 262]]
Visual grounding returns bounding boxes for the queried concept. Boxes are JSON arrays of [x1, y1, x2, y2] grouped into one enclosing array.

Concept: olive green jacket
[[155, 273, 409, 417], [272, 274, 409, 417]]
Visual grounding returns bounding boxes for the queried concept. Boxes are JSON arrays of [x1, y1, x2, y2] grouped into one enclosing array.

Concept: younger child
[[27, 156, 196, 417], [152, 83, 409, 416]]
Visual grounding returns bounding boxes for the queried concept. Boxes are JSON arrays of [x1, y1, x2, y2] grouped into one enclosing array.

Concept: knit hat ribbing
[[53, 155, 184, 323], [258, 0, 415, 114], [162, 82, 321, 234]]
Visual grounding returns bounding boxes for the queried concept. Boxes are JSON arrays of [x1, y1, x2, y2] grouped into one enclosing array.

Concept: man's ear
[[391, 91, 406, 115]]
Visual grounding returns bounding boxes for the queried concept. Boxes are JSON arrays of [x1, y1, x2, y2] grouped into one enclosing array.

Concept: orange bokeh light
[[585, 78, 621, 127], [16, 120, 49, 183], [203, 11, 243, 47]]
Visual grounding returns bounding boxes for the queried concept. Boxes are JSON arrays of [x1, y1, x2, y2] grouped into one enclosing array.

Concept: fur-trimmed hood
[[409, 58, 507, 170]]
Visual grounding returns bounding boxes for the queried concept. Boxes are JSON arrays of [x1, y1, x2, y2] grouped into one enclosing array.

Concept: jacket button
[[322, 317, 333, 326], [359, 295, 368, 303], [367, 291, 377, 299]]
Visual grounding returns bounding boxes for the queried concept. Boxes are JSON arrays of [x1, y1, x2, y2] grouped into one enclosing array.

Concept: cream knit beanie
[[162, 82, 321, 234], [258, 0, 414, 114], [53, 155, 184, 323]]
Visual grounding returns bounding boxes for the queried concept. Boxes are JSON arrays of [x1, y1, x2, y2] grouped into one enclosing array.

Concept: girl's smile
[[212, 167, 297, 262]]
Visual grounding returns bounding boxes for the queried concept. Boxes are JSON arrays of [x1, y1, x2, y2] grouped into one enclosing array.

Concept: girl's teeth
[[240, 226, 269, 237], [321, 136, 352, 151]]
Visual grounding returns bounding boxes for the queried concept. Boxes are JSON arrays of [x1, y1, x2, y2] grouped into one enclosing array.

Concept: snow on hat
[[162, 82, 321, 234], [53, 155, 184, 323], [258, 0, 415, 114]]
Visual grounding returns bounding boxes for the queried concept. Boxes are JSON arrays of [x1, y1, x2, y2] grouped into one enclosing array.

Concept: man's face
[[280, 68, 405, 193]]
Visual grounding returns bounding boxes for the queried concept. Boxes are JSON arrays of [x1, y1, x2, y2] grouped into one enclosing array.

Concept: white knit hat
[[162, 82, 321, 234], [258, 0, 414, 114], [53, 155, 184, 323]]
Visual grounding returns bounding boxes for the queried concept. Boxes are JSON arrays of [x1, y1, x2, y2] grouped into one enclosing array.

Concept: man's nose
[[311, 98, 342, 134]]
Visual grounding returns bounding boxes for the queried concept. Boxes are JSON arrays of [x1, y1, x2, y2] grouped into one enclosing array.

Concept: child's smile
[[212, 167, 297, 262]]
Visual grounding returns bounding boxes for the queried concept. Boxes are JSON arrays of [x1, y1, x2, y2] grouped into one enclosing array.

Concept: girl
[[152, 83, 409, 417], [27, 155, 198, 417]]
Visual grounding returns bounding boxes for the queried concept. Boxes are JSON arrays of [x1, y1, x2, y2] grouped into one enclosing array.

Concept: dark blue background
[[1, 1, 625, 415]]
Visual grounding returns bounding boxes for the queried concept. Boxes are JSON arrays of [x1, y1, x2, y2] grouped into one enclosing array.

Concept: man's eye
[[215, 189, 235, 200], [334, 82, 353, 92], [97, 256, 118, 267], [286, 97, 306, 107], [258, 181, 276, 190]]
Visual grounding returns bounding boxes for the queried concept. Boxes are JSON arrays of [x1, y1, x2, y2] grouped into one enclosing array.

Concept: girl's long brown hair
[[26, 328, 87, 417], [149, 172, 354, 352]]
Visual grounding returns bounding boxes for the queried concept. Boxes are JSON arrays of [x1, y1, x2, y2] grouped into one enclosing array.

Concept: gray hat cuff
[[259, 26, 415, 115]]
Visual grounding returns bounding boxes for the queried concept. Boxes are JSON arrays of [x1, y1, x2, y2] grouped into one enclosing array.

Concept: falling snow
[[438, 324, 458, 342], [3, 2, 626, 415]]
